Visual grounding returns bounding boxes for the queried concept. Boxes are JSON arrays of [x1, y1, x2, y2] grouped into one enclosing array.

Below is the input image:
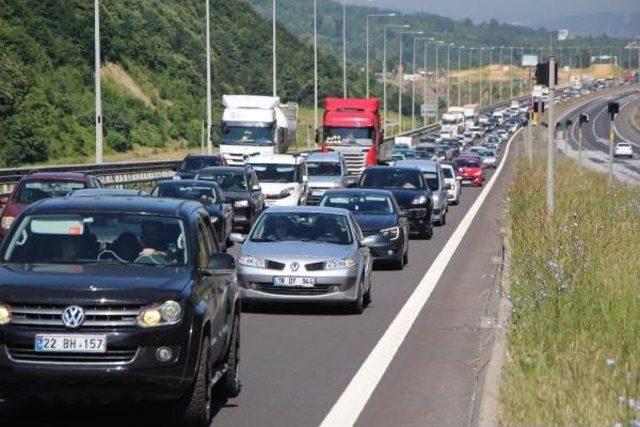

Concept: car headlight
[[411, 195, 428, 205], [238, 254, 266, 268], [1, 216, 15, 230], [379, 226, 400, 241], [234, 200, 249, 208], [432, 193, 440, 204], [280, 187, 295, 197], [137, 300, 182, 328], [324, 258, 357, 270], [0, 302, 12, 325]]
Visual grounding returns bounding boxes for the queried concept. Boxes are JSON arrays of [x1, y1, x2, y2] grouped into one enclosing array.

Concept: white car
[[248, 154, 308, 206], [441, 163, 461, 205], [614, 142, 634, 158]]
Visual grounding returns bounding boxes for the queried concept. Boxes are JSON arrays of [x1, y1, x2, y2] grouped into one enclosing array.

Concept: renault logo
[[61, 306, 85, 329], [290, 262, 300, 272]]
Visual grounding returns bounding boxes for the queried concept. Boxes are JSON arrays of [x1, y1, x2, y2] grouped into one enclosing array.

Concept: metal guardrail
[[0, 95, 533, 202]]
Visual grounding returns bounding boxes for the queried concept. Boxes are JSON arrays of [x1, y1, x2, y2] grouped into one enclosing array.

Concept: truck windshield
[[221, 125, 274, 146], [324, 127, 374, 145], [442, 118, 459, 125]]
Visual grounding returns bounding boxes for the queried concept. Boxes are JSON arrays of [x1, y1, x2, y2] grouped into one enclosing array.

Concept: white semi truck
[[440, 107, 466, 136], [462, 104, 479, 129], [220, 95, 298, 165]]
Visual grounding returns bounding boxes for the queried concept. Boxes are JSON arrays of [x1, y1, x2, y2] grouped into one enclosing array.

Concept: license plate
[[35, 334, 107, 353], [311, 190, 326, 197], [273, 277, 316, 287], [462, 180, 471, 184]]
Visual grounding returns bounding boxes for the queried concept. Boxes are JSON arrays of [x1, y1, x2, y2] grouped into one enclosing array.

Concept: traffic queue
[[0, 95, 526, 426]]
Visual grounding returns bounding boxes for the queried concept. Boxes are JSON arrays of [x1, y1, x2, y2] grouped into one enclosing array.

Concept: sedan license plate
[[35, 334, 107, 353], [462, 180, 471, 184], [273, 277, 316, 287]]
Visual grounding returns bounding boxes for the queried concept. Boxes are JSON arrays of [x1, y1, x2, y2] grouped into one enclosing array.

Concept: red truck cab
[[322, 98, 392, 176]]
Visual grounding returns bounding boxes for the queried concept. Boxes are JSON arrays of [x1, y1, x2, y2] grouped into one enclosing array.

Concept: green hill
[[0, 0, 350, 167]]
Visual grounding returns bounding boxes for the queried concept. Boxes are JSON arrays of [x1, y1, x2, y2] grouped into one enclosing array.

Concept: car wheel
[[391, 254, 404, 270], [419, 221, 433, 240], [440, 213, 446, 226], [173, 337, 212, 427], [349, 282, 365, 314], [402, 247, 409, 266], [217, 314, 242, 398], [363, 279, 372, 306]]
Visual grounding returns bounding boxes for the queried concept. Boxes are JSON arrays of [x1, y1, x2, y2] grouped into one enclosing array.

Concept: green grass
[[500, 139, 640, 425]]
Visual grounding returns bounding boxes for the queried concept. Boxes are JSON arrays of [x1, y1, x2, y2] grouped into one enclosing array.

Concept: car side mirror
[[360, 236, 377, 247], [252, 184, 261, 192], [203, 253, 236, 276], [229, 233, 245, 244]]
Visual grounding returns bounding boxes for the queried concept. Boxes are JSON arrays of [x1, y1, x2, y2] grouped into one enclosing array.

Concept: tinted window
[[361, 169, 422, 190], [320, 194, 395, 215], [307, 162, 342, 176], [442, 167, 454, 179], [180, 157, 222, 171], [153, 183, 216, 202], [251, 163, 296, 183], [250, 212, 352, 245], [3, 214, 188, 266], [422, 172, 440, 191], [454, 158, 481, 168], [197, 172, 247, 191], [16, 181, 87, 204]]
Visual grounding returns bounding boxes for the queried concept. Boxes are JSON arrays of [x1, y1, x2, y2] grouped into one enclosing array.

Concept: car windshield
[[306, 162, 342, 177], [320, 194, 395, 215], [455, 158, 481, 168], [15, 180, 87, 204], [251, 163, 296, 183], [198, 172, 247, 191], [442, 167, 454, 179], [2, 214, 188, 266], [324, 127, 374, 145], [221, 125, 274, 145], [250, 212, 352, 245], [361, 169, 422, 190], [422, 172, 440, 191], [152, 184, 217, 203], [179, 157, 222, 171]]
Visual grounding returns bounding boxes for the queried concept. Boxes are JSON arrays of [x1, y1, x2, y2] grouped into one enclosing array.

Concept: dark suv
[[0, 172, 102, 237], [359, 167, 433, 239], [196, 166, 264, 232], [174, 154, 227, 180], [0, 196, 240, 426]]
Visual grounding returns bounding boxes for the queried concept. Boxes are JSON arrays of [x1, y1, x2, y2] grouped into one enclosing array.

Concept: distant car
[[196, 165, 265, 233], [68, 189, 149, 197], [614, 142, 633, 158], [394, 159, 449, 226], [304, 151, 349, 205], [454, 156, 484, 187], [414, 143, 437, 159], [174, 154, 227, 179], [319, 189, 409, 269], [441, 163, 461, 205], [0, 172, 102, 237], [232, 206, 374, 313], [152, 180, 234, 250], [247, 154, 308, 207], [435, 144, 455, 161], [358, 166, 433, 239], [467, 147, 498, 169]]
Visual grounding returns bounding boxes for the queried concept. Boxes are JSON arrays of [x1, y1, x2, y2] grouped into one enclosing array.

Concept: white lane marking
[[320, 129, 522, 427]]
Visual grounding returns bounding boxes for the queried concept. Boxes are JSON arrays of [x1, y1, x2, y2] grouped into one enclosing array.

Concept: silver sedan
[[230, 206, 374, 313]]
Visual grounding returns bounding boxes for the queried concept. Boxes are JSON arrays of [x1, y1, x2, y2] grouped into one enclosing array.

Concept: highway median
[[500, 141, 640, 424]]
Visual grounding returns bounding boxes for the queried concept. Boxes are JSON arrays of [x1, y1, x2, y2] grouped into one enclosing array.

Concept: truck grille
[[10, 304, 142, 331], [6, 344, 138, 364], [222, 153, 246, 166], [341, 152, 368, 176]]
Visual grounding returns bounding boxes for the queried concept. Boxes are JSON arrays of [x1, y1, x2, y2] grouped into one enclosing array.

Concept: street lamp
[[342, 0, 346, 97], [272, 0, 276, 97], [398, 31, 424, 133], [433, 40, 444, 121], [498, 46, 503, 102], [457, 46, 464, 107], [422, 39, 441, 126], [366, 12, 396, 98], [446, 43, 454, 108], [383, 24, 410, 135], [412, 37, 433, 129], [468, 47, 475, 105], [478, 47, 485, 107], [313, 0, 318, 131], [94, 0, 103, 163], [489, 46, 494, 106]]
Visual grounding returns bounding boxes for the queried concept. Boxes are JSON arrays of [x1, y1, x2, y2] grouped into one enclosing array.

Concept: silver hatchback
[[231, 206, 374, 313]]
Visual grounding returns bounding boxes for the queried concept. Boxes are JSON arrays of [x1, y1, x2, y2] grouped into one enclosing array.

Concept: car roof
[[156, 179, 219, 188], [248, 154, 303, 165], [262, 205, 350, 216], [364, 166, 421, 174], [24, 196, 204, 219], [394, 160, 438, 172], [305, 151, 342, 162], [322, 188, 394, 198], [197, 166, 249, 175], [68, 188, 147, 197], [20, 172, 92, 181]]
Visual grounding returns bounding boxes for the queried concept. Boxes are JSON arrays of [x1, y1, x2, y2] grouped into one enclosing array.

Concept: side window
[[350, 213, 363, 241], [206, 220, 221, 254], [196, 219, 212, 268]]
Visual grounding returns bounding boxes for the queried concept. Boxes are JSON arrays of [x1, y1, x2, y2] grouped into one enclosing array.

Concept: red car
[[0, 172, 102, 237], [453, 156, 484, 187]]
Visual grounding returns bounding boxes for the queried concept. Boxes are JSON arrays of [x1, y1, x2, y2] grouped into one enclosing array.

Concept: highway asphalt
[[0, 131, 520, 426]]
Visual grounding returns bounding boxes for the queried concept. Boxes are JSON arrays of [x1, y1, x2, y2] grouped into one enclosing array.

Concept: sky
[[344, 0, 640, 26]]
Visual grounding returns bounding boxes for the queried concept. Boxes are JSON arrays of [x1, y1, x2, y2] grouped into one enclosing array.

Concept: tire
[[391, 255, 404, 270], [172, 337, 212, 427], [418, 221, 433, 240], [363, 280, 372, 306], [402, 247, 409, 266], [349, 282, 365, 314], [217, 315, 242, 398], [440, 213, 446, 226]]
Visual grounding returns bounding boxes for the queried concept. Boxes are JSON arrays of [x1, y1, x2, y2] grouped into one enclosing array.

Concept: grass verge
[[500, 150, 640, 425]]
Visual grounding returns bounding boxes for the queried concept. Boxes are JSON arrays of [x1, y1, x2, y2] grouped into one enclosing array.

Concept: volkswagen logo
[[290, 262, 300, 272], [61, 306, 85, 329]]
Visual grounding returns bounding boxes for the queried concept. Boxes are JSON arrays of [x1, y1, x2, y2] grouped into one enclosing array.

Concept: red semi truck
[[322, 98, 393, 176]]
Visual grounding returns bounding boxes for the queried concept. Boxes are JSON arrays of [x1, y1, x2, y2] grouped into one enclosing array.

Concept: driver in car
[[139, 221, 168, 257]]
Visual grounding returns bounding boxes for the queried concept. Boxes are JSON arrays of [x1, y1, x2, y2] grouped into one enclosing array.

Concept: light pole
[[94, 0, 103, 164], [489, 46, 494, 106], [313, 0, 318, 131], [510, 46, 514, 99], [498, 46, 503, 102], [457, 46, 464, 107], [342, 0, 347, 97], [205, 0, 212, 155], [398, 30, 423, 133], [446, 43, 453, 107], [366, 12, 396, 98], [478, 47, 484, 107], [412, 37, 433, 129], [272, 0, 276, 97], [468, 47, 474, 105], [383, 24, 410, 135]]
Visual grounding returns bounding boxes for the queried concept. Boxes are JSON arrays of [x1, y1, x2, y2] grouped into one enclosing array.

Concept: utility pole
[[446, 43, 451, 107], [205, 0, 212, 155], [608, 102, 620, 185], [498, 46, 503, 101], [547, 57, 556, 215], [342, 0, 347, 98], [365, 13, 396, 98], [272, 0, 276, 97], [478, 48, 483, 107], [313, 0, 318, 131], [399, 31, 423, 133], [457, 46, 463, 106], [435, 45, 439, 121], [468, 47, 473, 104], [94, 0, 103, 164], [382, 24, 410, 135], [489, 47, 493, 106], [423, 40, 429, 127], [510, 46, 514, 99]]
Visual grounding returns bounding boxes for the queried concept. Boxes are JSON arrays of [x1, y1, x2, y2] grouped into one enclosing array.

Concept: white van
[[248, 154, 308, 206]]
